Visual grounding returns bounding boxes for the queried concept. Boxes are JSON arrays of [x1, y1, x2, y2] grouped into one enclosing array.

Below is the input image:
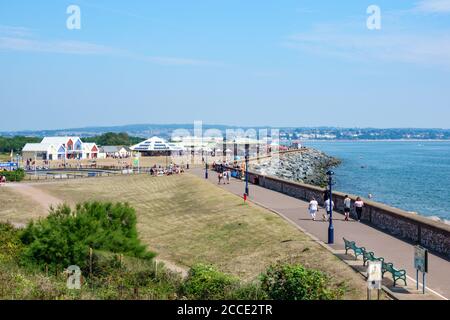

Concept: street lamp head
[[326, 170, 335, 176]]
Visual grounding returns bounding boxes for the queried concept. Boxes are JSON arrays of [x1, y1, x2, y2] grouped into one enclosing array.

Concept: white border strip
[[406, 275, 448, 300]]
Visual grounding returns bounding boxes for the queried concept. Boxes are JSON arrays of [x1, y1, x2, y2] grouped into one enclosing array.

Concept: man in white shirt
[[343, 195, 351, 221], [308, 198, 319, 221], [323, 198, 334, 221]]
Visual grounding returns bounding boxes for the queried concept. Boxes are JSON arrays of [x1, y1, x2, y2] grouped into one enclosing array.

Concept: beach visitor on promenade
[[222, 170, 227, 184], [226, 169, 231, 184], [323, 198, 334, 221], [308, 197, 319, 221], [344, 195, 351, 221], [218, 171, 223, 184], [355, 197, 364, 222]]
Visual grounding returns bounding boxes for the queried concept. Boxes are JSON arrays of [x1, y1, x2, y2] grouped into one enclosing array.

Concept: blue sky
[[1, 0, 450, 131]]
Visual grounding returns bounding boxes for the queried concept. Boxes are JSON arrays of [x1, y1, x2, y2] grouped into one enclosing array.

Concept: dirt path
[[155, 258, 188, 278], [5, 183, 63, 210]]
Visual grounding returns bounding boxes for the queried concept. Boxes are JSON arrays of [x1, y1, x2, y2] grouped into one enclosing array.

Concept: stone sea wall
[[244, 170, 450, 258]]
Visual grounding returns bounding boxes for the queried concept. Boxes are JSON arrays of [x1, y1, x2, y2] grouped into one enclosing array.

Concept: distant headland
[[1, 124, 450, 141]]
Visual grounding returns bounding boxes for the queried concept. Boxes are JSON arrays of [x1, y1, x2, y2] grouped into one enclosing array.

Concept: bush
[[182, 264, 238, 300], [0, 223, 23, 262], [1, 168, 25, 182], [260, 264, 342, 300], [19, 202, 155, 272], [227, 282, 268, 300]]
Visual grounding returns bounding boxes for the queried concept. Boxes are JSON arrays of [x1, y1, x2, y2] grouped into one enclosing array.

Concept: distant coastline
[[294, 139, 450, 142]]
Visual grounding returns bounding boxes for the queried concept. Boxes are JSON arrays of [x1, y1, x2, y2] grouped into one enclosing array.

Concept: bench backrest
[[343, 238, 355, 246]]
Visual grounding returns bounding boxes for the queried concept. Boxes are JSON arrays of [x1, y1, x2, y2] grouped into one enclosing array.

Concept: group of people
[[148, 164, 185, 176], [217, 169, 231, 185], [212, 161, 233, 185], [106, 154, 131, 159], [308, 194, 365, 222]]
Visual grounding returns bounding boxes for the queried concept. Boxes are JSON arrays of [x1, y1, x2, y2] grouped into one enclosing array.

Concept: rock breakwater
[[250, 149, 341, 187]]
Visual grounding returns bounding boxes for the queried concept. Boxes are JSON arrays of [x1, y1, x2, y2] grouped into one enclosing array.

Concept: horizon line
[[2, 122, 450, 135]]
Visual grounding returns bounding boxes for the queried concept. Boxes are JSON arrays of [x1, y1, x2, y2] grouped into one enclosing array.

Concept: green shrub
[[19, 202, 155, 272], [0, 223, 23, 262], [260, 264, 342, 300], [1, 168, 25, 182], [182, 264, 238, 300], [227, 282, 268, 300]]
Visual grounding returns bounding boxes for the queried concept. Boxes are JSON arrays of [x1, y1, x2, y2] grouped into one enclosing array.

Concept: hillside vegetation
[[0, 136, 41, 153], [1, 174, 368, 299], [1, 203, 344, 300], [82, 132, 142, 146]]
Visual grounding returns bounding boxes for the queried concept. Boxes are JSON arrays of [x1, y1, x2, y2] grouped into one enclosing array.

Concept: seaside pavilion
[[130, 136, 183, 156]]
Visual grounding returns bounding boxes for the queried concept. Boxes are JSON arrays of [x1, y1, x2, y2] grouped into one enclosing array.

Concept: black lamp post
[[245, 143, 249, 196], [326, 170, 335, 244]]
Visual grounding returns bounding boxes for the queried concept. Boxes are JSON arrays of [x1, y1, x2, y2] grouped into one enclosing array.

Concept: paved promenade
[[192, 168, 450, 300]]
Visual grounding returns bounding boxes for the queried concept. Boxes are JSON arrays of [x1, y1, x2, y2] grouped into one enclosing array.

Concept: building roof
[[101, 146, 120, 153], [22, 143, 53, 152], [83, 143, 98, 151], [131, 136, 173, 152], [41, 136, 81, 145]]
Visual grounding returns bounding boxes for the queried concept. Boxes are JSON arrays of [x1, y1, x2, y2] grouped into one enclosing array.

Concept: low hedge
[[1, 168, 25, 182], [260, 264, 343, 300], [181, 264, 239, 300]]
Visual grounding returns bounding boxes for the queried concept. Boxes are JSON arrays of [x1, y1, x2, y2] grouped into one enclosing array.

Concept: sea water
[[301, 141, 450, 222]]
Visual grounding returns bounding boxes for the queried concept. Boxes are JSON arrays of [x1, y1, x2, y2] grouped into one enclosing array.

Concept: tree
[[83, 132, 142, 146], [0, 136, 41, 153], [20, 202, 155, 272]]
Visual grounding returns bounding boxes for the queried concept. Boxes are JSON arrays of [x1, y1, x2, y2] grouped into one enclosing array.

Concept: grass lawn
[[3, 173, 367, 299], [0, 153, 11, 162]]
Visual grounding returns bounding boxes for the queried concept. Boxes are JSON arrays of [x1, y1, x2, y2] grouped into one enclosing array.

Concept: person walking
[[218, 171, 223, 184], [343, 195, 351, 221], [308, 197, 319, 221], [226, 169, 231, 184], [323, 197, 334, 221], [222, 170, 227, 185], [354, 197, 364, 222]]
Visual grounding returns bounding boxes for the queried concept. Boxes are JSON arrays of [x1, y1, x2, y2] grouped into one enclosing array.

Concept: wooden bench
[[382, 262, 407, 287], [343, 237, 366, 260], [362, 250, 384, 266]]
